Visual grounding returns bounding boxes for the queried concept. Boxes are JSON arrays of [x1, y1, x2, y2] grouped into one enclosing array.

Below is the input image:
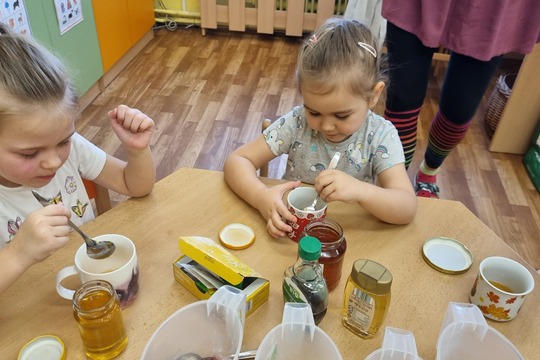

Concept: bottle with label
[[342, 259, 392, 339], [282, 236, 328, 325], [302, 218, 347, 291]]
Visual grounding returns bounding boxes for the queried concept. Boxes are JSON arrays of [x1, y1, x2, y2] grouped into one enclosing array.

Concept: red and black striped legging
[[384, 21, 502, 170]]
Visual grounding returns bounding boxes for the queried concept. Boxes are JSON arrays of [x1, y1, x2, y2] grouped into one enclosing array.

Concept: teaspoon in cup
[[31, 190, 116, 260], [304, 151, 341, 211]]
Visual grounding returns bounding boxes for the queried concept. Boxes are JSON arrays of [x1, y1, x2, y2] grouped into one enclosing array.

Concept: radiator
[[200, 0, 348, 36]]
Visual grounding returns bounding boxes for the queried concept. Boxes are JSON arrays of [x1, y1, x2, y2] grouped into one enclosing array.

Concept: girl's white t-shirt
[[0, 133, 106, 246]]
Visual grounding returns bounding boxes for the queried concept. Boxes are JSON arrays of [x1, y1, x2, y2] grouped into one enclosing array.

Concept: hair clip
[[309, 35, 318, 44], [358, 42, 377, 58]]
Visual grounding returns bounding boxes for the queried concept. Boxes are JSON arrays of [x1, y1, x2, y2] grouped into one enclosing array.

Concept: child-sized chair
[[82, 178, 112, 215], [259, 118, 272, 178]]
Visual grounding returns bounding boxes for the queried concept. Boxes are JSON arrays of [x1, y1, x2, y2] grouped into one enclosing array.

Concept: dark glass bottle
[[282, 236, 328, 324]]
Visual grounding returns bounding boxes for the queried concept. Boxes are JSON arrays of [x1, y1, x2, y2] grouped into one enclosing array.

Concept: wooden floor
[[77, 26, 540, 269]]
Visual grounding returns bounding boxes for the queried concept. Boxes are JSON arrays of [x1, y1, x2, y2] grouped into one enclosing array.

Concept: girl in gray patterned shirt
[[225, 18, 416, 238]]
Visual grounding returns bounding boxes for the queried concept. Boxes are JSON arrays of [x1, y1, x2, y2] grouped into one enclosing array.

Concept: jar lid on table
[[422, 237, 473, 275], [219, 223, 256, 250], [18, 335, 66, 360]]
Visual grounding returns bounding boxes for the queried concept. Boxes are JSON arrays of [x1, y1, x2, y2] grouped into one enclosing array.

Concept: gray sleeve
[[262, 108, 302, 156], [371, 121, 405, 175]]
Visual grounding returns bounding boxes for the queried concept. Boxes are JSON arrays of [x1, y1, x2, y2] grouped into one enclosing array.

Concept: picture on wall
[[0, 0, 32, 35], [54, 0, 83, 35]]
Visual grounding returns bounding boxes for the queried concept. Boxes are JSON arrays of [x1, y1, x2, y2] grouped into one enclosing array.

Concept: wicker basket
[[484, 73, 516, 137]]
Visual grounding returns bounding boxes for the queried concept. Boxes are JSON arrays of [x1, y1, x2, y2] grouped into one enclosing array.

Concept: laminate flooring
[[76, 26, 540, 269]]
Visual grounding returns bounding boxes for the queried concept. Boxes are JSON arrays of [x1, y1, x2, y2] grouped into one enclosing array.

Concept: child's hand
[[11, 205, 71, 267], [314, 170, 362, 204], [255, 181, 300, 238], [108, 105, 155, 150]]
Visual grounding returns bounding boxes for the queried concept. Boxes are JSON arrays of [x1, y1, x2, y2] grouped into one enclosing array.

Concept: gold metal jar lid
[[350, 259, 392, 294], [18, 335, 66, 360], [422, 237, 473, 275]]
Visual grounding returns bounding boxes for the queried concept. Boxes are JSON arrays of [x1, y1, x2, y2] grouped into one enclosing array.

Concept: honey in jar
[[73, 280, 128, 359], [302, 218, 347, 290]]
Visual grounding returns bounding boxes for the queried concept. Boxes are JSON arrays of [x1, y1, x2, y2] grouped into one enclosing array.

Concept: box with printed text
[[173, 236, 269, 317]]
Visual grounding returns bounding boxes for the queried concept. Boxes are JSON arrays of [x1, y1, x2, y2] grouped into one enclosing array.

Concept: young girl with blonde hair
[[225, 18, 416, 238], [0, 24, 156, 294]]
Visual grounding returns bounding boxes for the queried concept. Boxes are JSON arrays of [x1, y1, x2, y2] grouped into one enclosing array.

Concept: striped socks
[[385, 107, 470, 198], [425, 110, 471, 169], [384, 107, 421, 169]]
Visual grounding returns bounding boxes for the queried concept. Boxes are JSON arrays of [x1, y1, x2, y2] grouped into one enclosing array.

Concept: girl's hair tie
[[358, 42, 377, 58], [309, 35, 318, 43]]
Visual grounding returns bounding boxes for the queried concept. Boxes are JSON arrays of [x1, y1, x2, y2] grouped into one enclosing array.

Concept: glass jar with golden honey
[[302, 218, 347, 291], [73, 280, 128, 359]]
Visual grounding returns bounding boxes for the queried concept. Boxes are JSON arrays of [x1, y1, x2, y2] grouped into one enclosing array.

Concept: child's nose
[[320, 118, 335, 132], [40, 150, 63, 169]]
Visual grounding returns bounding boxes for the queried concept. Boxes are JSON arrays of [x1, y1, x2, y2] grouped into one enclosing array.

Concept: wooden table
[[1, 168, 538, 359]]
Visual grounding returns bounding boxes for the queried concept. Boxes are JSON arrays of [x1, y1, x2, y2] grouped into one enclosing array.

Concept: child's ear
[[369, 81, 385, 108]]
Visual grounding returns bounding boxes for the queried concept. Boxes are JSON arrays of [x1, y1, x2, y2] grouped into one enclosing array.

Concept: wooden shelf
[[490, 43, 540, 154]]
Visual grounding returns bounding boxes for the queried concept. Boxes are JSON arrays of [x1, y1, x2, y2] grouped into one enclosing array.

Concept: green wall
[[25, 0, 103, 95]]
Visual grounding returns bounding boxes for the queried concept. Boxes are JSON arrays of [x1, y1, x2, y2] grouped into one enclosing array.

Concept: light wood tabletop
[[1, 168, 538, 359]]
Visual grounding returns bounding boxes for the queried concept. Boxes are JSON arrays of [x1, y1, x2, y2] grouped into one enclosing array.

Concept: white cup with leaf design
[[469, 256, 534, 321]]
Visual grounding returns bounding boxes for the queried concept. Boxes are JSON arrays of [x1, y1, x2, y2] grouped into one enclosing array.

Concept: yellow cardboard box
[[173, 236, 269, 317]]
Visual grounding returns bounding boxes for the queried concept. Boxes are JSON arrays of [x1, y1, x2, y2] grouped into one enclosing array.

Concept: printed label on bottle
[[345, 287, 375, 332], [283, 277, 309, 304]]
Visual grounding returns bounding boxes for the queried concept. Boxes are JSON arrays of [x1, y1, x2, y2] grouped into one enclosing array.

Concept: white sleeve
[[70, 132, 107, 180]]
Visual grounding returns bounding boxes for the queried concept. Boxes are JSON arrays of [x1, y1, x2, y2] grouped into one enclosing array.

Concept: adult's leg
[[384, 21, 437, 168], [416, 52, 502, 198], [423, 53, 503, 170]]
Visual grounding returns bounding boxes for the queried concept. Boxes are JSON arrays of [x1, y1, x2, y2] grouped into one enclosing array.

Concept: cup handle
[[55, 266, 79, 300]]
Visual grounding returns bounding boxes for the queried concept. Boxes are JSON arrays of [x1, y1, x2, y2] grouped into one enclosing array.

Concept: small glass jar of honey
[[73, 280, 128, 359], [302, 218, 347, 290]]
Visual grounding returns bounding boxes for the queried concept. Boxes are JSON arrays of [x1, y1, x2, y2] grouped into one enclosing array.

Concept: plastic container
[[302, 218, 347, 290], [364, 327, 423, 360], [523, 119, 540, 193], [342, 259, 392, 339], [255, 302, 343, 360], [436, 302, 524, 360], [140, 285, 246, 360]]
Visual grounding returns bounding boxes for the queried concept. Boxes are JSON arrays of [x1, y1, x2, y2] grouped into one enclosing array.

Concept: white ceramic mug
[[56, 234, 139, 308], [469, 256, 534, 321], [286, 187, 327, 242]]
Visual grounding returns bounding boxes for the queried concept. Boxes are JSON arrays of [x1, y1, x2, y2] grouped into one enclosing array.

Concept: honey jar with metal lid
[[342, 259, 392, 339]]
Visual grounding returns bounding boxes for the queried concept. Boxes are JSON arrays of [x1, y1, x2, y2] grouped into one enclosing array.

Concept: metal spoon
[[31, 190, 116, 260], [303, 151, 341, 211]]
